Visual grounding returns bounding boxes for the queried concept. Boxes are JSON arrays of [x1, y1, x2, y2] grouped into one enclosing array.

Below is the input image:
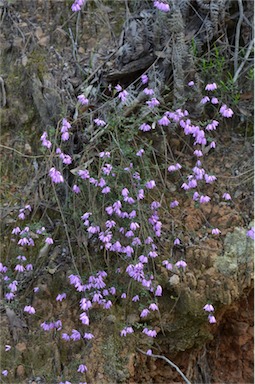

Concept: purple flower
[[142, 327, 157, 337], [119, 90, 128, 103], [80, 312, 89, 325], [101, 186, 111, 194], [78, 169, 90, 180], [140, 308, 150, 318], [2, 370, 8, 376], [141, 74, 148, 84], [203, 304, 215, 312], [175, 260, 187, 269], [136, 149, 145, 157], [78, 94, 89, 105], [12, 226, 21, 235], [120, 326, 134, 337], [212, 228, 221, 235], [73, 184, 81, 194], [222, 192, 232, 201], [60, 153, 72, 165], [94, 118, 106, 126], [49, 167, 64, 183], [170, 200, 179, 208], [121, 293, 127, 299], [24, 305, 36, 314], [155, 285, 163, 296], [5, 292, 15, 300], [220, 104, 234, 118], [205, 83, 217, 91], [246, 227, 254, 240], [199, 195, 211, 204], [149, 303, 158, 311], [5, 345, 11, 352], [62, 333, 70, 341], [84, 332, 94, 340], [194, 150, 203, 157], [56, 293, 67, 302], [34, 287, 39, 293], [158, 115, 170, 126], [146, 349, 152, 355], [45, 237, 54, 245], [204, 174, 217, 183], [208, 314, 216, 324], [80, 298, 92, 311], [154, 0, 170, 12], [115, 84, 122, 92], [200, 96, 210, 104], [71, 0, 86, 12], [143, 88, 154, 95], [211, 97, 219, 104], [146, 98, 160, 108], [132, 295, 139, 302], [145, 180, 156, 189], [188, 81, 194, 86], [70, 329, 81, 341], [174, 238, 181, 246], [139, 123, 151, 132], [15, 264, 25, 272], [61, 131, 70, 141], [78, 364, 88, 373], [99, 151, 111, 158]]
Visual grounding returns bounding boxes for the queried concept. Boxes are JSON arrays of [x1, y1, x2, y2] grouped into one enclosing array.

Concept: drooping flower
[[158, 115, 170, 126], [208, 314, 216, 324], [203, 304, 215, 312], [188, 81, 194, 86], [136, 149, 145, 157], [70, 329, 81, 341], [24, 305, 36, 314], [84, 332, 94, 340], [211, 97, 219, 104], [94, 118, 106, 126], [174, 238, 181, 246], [175, 260, 187, 269], [154, 0, 170, 12], [145, 180, 156, 189], [140, 308, 150, 318], [155, 285, 163, 296], [49, 167, 64, 183], [200, 96, 210, 104], [246, 227, 254, 240], [77, 364, 88, 373], [141, 74, 148, 84], [146, 98, 160, 108], [132, 295, 139, 302], [220, 104, 234, 118], [139, 123, 151, 132], [222, 192, 232, 201], [5, 345, 11, 352], [212, 228, 221, 235], [45, 237, 54, 245], [146, 349, 152, 355], [78, 94, 89, 105], [205, 83, 217, 91], [170, 200, 179, 208], [199, 195, 211, 204], [149, 303, 158, 311], [56, 293, 67, 302], [144, 88, 154, 95]]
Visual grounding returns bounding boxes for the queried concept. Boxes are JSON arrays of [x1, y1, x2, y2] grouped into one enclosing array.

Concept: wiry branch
[[137, 348, 192, 384]]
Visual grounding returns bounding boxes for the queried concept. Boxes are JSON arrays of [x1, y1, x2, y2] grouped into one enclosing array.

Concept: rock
[[169, 274, 180, 286], [15, 342, 27, 353], [16, 364, 25, 378]]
